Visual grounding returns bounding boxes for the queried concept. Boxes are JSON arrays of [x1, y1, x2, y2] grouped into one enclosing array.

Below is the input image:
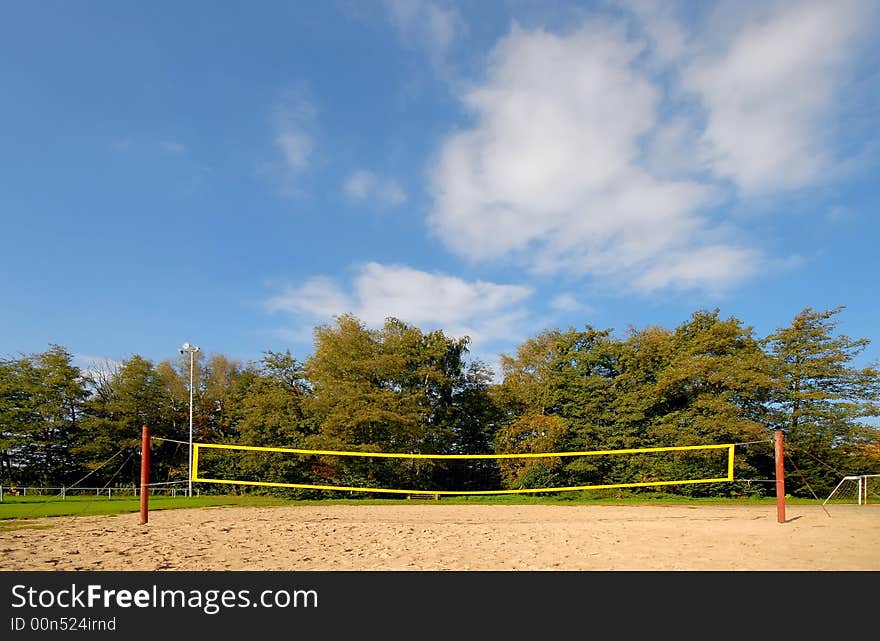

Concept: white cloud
[[75, 355, 123, 371], [384, 0, 462, 66], [633, 245, 761, 294], [549, 293, 591, 313], [74, 355, 123, 388], [682, 0, 873, 195], [427, 2, 877, 293], [642, 116, 709, 180], [267, 276, 351, 319], [616, 0, 690, 65], [266, 262, 533, 349], [276, 129, 312, 174], [268, 91, 316, 191], [344, 170, 407, 207], [428, 22, 731, 292]]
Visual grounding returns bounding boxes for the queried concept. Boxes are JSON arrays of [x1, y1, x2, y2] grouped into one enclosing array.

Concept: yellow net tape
[[192, 442, 736, 496]]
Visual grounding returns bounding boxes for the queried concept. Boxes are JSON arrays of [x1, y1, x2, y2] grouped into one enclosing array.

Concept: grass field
[[0, 494, 290, 526]]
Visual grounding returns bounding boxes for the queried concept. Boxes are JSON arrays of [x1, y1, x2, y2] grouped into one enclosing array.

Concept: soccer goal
[[823, 474, 880, 506]]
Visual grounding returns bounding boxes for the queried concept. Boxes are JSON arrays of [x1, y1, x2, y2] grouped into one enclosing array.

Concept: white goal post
[[823, 474, 880, 506]]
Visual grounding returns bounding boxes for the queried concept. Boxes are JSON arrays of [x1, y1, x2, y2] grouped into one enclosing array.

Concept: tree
[[198, 350, 314, 495], [645, 311, 778, 495], [765, 306, 880, 496], [607, 312, 778, 495], [0, 358, 15, 482], [77, 355, 174, 486], [448, 360, 499, 455], [307, 315, 469, 453], [492, 326, 619, 491], [0, 346, 89, 485], [235, 350, 310, 448], [494, 414, 568, 490], [649, 310, 776, 443], [494, 314, 780, 496], [492, 329, 565, 420], [156, 352, 249, 444], [493, 326, 617, 439], [305, 314, 495, 491], [611, 325, 675, 448]]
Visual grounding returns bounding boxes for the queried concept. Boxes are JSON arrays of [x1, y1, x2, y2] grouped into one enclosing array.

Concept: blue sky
[[2, 0, 879, 376]]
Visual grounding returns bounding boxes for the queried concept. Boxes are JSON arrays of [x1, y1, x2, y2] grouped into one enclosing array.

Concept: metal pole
[[774, 429, 785, 524], [140, 425, 150, 525], [189, 349, 194, 498]]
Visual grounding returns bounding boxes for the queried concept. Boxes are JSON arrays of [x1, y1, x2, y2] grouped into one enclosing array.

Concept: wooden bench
[[406, 493, 440, 501]]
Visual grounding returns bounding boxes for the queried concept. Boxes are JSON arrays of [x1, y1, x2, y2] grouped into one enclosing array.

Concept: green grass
[[0, 494, 291, 524]]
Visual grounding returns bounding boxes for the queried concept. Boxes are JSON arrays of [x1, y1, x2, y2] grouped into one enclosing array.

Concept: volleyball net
[[192, 442, 736, 496]]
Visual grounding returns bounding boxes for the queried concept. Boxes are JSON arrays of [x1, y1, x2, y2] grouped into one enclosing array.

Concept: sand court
[[2, 503, 878, 571]]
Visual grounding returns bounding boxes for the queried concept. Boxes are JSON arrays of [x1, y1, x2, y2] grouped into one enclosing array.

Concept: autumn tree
[[192, 350, 314, 494], [765, 306, 880, 495], [492, 326, 618, 490], [641, 311, 777, 495], [305, 315, 494, 490]]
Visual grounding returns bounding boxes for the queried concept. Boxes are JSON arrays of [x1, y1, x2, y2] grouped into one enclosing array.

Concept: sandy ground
[[2, 503, 879, 571]]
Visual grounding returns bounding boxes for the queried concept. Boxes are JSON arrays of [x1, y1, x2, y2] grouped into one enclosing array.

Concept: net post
[[727, 445, 735, 480], [774, 429, 785, 523], [140, 425, 150, 525], [192, 443, 200, 483]]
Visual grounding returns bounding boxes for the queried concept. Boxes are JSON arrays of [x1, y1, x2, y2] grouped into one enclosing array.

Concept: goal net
[[191, 442, 736, 496], [823, 474, 880, 506]]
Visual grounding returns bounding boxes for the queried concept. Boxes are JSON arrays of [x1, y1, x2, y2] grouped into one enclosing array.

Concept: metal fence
[[0, 483, 197, 501]]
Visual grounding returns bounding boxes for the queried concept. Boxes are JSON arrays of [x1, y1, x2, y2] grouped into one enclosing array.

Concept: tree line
[[1, 306, 878, 498]]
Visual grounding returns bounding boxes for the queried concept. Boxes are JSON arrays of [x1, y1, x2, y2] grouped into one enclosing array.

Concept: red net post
[[774, 429, 785, 524], [140, 425, 150, 525]]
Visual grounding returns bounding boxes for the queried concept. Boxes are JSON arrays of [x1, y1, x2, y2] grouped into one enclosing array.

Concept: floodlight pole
[[189, 348, 194, 498], [181, 343, 200, 498]]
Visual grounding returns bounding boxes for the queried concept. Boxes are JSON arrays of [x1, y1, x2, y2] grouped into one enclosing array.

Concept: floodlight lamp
[[182, 342, 191, 350]]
